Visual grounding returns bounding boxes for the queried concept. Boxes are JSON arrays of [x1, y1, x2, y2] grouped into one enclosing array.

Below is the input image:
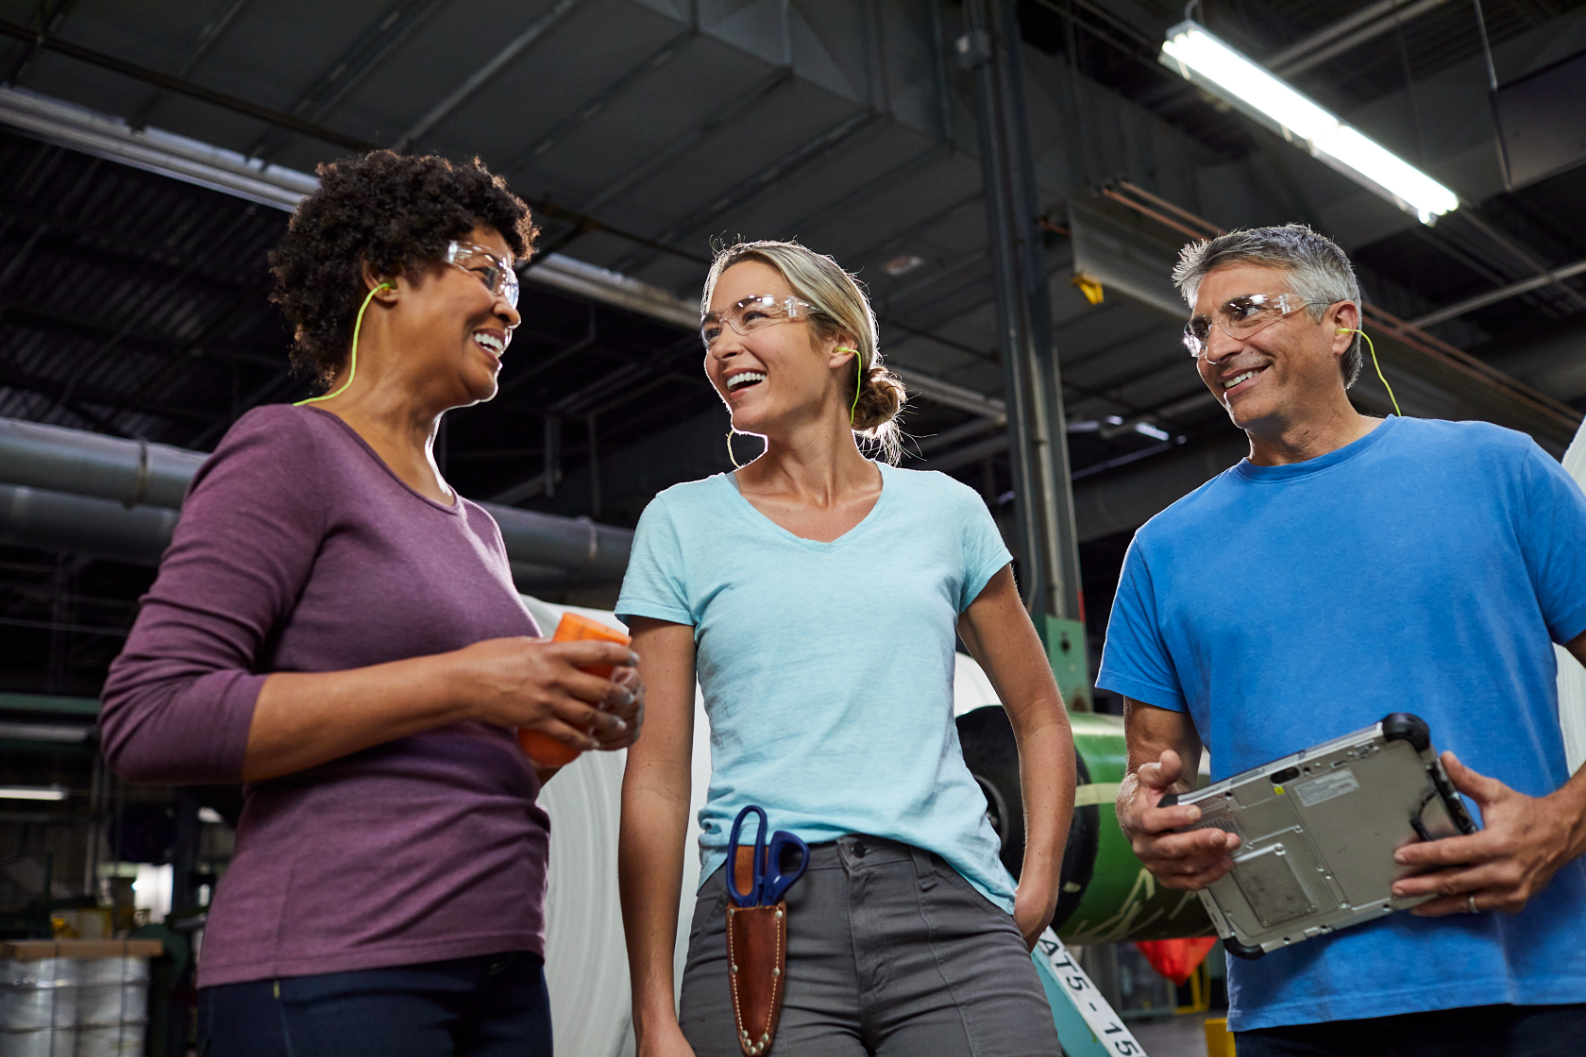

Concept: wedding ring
[[1467, 893, 1479, 914]]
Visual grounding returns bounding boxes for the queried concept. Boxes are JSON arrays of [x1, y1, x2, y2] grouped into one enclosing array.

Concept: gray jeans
[[679, 835, 1061, 1057]]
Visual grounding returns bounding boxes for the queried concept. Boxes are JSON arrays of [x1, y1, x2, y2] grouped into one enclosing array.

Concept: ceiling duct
[[0, 417, 631, 584]]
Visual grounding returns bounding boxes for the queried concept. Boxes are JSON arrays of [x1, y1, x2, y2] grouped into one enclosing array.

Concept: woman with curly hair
[[101, 151, 642, 1056], [617, 241, 1072, 1056]]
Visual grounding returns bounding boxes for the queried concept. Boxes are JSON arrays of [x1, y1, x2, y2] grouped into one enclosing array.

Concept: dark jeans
[[1235, 1002, 1586, 1057], [197, 951, 551, 1057]]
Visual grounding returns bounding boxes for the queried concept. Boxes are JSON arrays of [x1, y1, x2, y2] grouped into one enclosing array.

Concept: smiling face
[[391, 224, 521, 409], [1192, 262, 1353, 434], [704, 259, 848, 437]]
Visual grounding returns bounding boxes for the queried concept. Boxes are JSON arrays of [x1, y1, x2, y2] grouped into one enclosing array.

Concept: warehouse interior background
[[1, 0, 1583, 1048]]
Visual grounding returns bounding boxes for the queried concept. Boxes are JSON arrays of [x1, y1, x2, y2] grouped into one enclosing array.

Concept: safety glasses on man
[[445, 240, 519, 308], [1183, 292, 1330, 357], [699, 294, 819, 350]]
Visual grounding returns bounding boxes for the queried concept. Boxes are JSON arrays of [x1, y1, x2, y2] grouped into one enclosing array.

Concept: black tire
[[1224, 936, 1266, 960], [1381, 712, 1430, 752], [955, 706, 1099, 929]]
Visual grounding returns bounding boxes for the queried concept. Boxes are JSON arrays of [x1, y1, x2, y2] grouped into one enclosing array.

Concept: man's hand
[[1117, 748, 1241, 890], [1392, 751, 1586, 916]]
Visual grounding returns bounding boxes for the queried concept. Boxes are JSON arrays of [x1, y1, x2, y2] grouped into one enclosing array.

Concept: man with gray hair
[[1098, 223, 1586, 1054]]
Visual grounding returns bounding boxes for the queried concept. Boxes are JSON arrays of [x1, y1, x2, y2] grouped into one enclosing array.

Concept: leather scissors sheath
[[728, 845, 788, 1057]]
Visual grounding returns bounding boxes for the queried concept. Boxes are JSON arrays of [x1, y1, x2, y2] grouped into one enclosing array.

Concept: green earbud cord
[[724, 344, 864, 470], [837, 346, 863, 425], [295, 282, 391, 407], [1338, 327, 1401, 417]]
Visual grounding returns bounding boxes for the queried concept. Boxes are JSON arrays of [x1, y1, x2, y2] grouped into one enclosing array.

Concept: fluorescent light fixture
[[0, 786, 68, 801], [1160, 21, 1459, 224]]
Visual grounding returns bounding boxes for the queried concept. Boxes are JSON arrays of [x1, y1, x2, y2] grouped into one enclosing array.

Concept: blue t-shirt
[[616, 462, 1017, 910], [1098, 416, 1586, 1031]]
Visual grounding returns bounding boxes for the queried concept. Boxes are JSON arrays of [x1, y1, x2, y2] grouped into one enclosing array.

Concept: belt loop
[[911, 844, 937, 891]]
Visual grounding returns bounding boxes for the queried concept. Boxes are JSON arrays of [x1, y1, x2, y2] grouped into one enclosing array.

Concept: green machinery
[[956, 708, 1211, 943]]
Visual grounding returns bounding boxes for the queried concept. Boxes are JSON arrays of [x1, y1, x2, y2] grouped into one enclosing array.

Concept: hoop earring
[[296, 282, 390, 406], [725, 429, 743, 469]]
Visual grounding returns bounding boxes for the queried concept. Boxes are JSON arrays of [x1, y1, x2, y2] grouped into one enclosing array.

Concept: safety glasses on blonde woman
[[700, 295, 820, 350]]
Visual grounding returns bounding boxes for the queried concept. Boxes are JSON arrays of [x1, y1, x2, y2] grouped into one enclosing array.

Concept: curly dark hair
[[269, 151, 538, 386]]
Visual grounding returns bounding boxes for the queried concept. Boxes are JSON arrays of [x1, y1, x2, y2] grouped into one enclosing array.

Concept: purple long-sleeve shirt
[[101, 405, 548, 988]]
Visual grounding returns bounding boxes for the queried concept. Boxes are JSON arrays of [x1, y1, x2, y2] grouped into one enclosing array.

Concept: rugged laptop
[[1162, 713, 1479, 959]]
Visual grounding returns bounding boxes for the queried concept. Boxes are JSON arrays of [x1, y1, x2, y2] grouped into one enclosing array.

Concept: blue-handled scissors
[[726, 804, 809, 908]]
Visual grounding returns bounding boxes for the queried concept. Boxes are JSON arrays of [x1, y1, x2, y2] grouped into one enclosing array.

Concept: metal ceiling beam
[[777, 143, 949, 242], [0, 87, 1011, 431], [889, 366, 1006, 422], [1410, 256, 1586, 328], [393, 0, 582, 151], [0, 85, 319, 210], [580, 66, 793, 214], [0, 73, 701, 272], [1267, 0, 1453, 78], [632, 108, 880, 260], [127, 0, 254, 128], [250, 0, 451, 161], [0, 17, 380, 153], [505, 28, 692, 174]]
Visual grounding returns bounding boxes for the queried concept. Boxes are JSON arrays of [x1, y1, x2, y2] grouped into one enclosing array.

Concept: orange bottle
[[517, 612, 632, 767]]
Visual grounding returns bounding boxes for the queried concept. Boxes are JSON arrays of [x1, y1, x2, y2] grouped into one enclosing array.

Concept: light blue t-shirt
[[616, 462, 1017, 910], [1098, 416, 1586, 1031]]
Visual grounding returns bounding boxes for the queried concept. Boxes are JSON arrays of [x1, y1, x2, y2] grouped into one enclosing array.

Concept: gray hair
[[701, 239, 907, 463], [1172, 223, 1363, 387]]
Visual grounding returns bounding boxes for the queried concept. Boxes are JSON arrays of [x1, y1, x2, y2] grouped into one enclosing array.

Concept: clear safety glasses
[[445, 240, 519, 308], [700, 295, 817, 350], [1183, 292, 1329, 357]]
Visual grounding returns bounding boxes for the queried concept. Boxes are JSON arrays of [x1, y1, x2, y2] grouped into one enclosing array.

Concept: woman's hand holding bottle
[[449, 627, 642, 758]]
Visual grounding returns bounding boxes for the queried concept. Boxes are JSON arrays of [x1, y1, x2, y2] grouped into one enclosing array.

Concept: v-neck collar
[[719, 461, 892, 551], [303, 406, 461, 514]]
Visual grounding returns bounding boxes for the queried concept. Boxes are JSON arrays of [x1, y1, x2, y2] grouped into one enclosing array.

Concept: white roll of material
[[1557, 422, 1586, 774]]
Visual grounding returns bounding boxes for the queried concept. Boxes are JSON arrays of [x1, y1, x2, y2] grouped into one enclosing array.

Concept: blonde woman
[[617, 240, 1073, 1057]]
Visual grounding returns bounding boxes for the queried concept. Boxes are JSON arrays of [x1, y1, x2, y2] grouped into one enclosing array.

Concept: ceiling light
[[1159, 22, 1459, 225], [884, 254, 926, 278], [0, 786, 68, 801]]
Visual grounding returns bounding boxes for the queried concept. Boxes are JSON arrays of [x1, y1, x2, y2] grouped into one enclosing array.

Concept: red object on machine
[[1135, 937, 1218, 985], [517, 612, 632, 767]]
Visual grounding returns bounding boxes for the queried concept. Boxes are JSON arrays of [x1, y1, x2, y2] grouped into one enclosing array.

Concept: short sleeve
[[956, 484, 1013, 612], [615, 494, 694, 626], [1096, 536, 1188, 711], [100, 408, 329, 783], [1517, 444, 1586, 645]]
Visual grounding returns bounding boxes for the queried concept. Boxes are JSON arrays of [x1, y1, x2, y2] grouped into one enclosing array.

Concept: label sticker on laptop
[[1295, 768, 1360, 807]]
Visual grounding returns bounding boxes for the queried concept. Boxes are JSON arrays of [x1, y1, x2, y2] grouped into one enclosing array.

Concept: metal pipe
[[0, 485, 180, 564], [0, 417, 632, 582], [0, 417, 208, 508]]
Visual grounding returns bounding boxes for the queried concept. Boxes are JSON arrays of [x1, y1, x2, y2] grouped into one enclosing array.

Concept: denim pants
[[1235, 1002, 1586, 1057], [197, 951, 551, 1057], [680, 835, 1059, 1056]]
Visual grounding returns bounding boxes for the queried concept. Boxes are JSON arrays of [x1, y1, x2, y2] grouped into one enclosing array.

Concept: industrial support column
[[958, 0, 1090, 709]]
